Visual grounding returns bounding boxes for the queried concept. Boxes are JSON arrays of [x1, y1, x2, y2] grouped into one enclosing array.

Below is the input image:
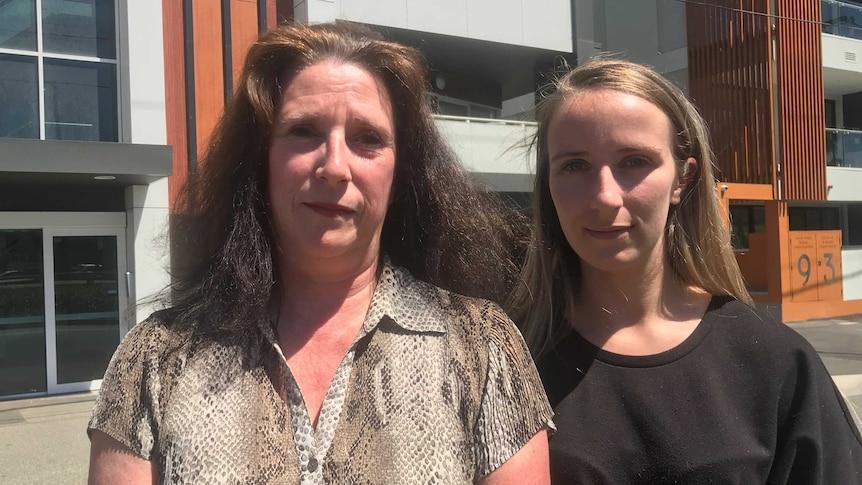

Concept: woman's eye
[[356, 131, 384, 147], [287, 125, 315, 137], [562, 160, 587, 172], [623, 157, 650, 168]]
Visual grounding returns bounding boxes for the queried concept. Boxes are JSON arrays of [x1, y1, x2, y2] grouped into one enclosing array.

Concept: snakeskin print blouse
[[88, 262, 553, 484]]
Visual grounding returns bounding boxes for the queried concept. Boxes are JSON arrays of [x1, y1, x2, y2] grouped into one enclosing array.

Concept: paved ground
[[788, 315, 862, 429], [0, 393, 94, 485], [2, 315, 862, 484]]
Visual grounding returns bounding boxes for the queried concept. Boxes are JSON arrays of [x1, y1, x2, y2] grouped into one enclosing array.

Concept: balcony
[[827, 128, 862, 168], [823, 0, 862, 40], [434, 115, 537, 192]]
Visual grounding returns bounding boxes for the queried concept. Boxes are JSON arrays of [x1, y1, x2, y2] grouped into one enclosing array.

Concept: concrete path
[[0, 393, 94, 485]]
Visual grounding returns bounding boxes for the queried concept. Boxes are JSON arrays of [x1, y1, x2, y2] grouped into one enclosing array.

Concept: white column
[[125, 180, 170, 330]]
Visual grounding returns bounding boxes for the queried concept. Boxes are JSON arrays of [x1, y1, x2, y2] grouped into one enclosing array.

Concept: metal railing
[[432, 114, 538, 127], [826, 127, 862, 168], [823, 0, 862, 40]]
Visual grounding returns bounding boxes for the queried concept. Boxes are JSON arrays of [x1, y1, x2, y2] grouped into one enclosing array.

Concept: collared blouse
[[88, 262, 553, 484]]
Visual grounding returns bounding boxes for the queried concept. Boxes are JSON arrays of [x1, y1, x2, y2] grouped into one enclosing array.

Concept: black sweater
[[539, 298, 862, 484]]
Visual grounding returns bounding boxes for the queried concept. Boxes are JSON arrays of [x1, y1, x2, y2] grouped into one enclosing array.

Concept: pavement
[[2, 315, 862, 484]]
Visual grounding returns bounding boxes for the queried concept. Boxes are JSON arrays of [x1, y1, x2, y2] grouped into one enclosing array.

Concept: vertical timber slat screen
[[687, 0, 774, 192], [775, 0, 827, 201]]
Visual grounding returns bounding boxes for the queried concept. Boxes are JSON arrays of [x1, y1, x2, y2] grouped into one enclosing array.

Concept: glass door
[[0, 222, 126, 398], [44, 228, 126, 394], [0, 230, 47, 396]]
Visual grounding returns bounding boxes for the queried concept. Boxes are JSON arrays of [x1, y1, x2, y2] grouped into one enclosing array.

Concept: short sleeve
[[87, 317, 171, 460], [768, 332, 862, 484], [474, 304, 554, 477]]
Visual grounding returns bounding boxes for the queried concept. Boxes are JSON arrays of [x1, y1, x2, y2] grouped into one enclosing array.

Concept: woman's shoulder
[[706, 296, 823, 364], [388, 263, 514, 331]]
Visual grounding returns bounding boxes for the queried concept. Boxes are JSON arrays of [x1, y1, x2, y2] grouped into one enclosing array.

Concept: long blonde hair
[[510, 58, 752, 358]]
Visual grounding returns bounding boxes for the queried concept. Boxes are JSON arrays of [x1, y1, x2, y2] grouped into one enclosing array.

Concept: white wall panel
[[823, 33, 862, 73], [119, 0, 167, 145], [296, 0, 338, 24], [842, 248, 862, 300], [522, 0, 571, 51], [125, 180, 170, 325], [828, 167, 862, 202], [341, 0, 407, 29], [335, 0, 571, 52], [467, 0, 521, 46], [407, 0, 469, 39]]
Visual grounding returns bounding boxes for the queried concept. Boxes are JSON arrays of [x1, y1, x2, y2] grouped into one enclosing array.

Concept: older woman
[[511, 58, 862, 483], [88, 22, 551, 484]]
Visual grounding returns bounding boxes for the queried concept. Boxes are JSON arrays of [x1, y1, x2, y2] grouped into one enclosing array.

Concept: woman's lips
[[304, 202, 354, 217], [584, 227, 631, 240]]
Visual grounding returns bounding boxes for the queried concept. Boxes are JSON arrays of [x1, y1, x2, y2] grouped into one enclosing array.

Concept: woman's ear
[[671, 157, 698, 205]]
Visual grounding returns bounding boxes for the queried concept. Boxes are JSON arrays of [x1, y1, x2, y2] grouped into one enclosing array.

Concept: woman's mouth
[[584, 226, 631, 240], [304, 202, 354, 217]]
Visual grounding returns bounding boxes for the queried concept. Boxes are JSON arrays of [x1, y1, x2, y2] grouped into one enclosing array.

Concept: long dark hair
[[163, 21, 526, 333]]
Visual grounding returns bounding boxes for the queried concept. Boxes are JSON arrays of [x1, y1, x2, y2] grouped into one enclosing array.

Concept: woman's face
[[547, 88, 687, 275], [268, 61, 396, 265]]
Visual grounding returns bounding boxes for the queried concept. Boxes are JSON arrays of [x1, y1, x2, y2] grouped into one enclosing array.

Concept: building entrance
[[0, 214, 127, 398]]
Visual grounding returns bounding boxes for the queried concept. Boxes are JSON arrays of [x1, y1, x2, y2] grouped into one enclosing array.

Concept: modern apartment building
[[0, 1, 171, 399], [2, 0, 860, 399], [590, 0, 862, 323]]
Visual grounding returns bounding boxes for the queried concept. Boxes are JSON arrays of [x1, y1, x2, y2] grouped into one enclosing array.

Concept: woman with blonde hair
[[510, 58, 862, 483]]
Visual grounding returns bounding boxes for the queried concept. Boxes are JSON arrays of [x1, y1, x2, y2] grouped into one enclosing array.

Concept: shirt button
[[307, 457, 318, 472]]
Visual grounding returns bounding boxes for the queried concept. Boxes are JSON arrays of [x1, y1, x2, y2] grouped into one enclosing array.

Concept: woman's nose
[[590, 167, 623, 211], [316, 133, 351, 184]]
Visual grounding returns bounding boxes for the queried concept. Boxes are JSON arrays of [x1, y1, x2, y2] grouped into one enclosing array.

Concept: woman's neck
[[276, 253, 379, 338], [573, 256, 711, 355]]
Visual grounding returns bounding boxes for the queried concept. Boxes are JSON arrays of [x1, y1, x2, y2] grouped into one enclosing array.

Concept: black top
[[539, 297, 862, 484]]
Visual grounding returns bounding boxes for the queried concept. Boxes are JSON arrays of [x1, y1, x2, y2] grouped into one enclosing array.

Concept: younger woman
[[511, 58, 862, 483]]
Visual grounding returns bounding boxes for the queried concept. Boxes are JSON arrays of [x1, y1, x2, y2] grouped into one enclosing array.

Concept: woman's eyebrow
[[550, 150, 588, 162]]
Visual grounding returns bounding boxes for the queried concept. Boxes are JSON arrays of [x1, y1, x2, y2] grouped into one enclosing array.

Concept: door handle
[[125, 271, 133, 299]]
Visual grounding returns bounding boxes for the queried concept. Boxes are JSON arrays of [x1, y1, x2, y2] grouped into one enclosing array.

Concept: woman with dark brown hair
[[87, 22, 551, 484]]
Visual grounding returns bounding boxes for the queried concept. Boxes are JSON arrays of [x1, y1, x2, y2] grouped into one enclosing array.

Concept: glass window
[[0, 54, 39, 139], [657, 0, 686, 53], [438, 100, 469, 117], [0, 0, 37, 51], [826, 100, 837, 129], [42, 0, 116, 58], [789, 207, 840, 231], [730, 204, 765, 249], [44, 59, 117, 142], [849, 204, 862, 245]]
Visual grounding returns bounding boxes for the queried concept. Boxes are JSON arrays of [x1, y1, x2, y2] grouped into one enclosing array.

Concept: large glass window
[[42, 0, 115, 58], [0, 0, 37, 50], [0, 0, 118, 142], [0, 54, 39, 138], [44, 59, 117, 141]]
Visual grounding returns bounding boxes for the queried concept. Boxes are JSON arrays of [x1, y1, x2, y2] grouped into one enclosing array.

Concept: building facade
[[3, 0, 861, 399], [0, 1, 171, 399]]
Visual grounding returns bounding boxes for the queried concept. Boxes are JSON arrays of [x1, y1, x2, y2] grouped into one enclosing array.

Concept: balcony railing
[[823, 0, 862, 40], [826, 127, 862, 168], [433, 114, 537, 189]]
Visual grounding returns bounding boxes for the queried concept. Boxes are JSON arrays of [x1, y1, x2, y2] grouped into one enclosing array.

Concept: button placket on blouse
[[263, 320, 373, 484]]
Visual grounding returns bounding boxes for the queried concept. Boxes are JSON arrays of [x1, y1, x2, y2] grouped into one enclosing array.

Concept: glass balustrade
[[826, 128, 862, 168], [823, 0, 862, 40]]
